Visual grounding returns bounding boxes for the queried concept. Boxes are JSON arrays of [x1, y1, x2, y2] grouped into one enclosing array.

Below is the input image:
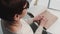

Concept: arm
[[35, 26, 43, 34], [24, 18, 34, 24], [24, 18, 39, 26], [35, 16, 48, 34]]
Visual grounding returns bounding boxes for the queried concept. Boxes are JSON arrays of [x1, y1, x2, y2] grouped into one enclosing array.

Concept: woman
[[0, 0, 47, 34]]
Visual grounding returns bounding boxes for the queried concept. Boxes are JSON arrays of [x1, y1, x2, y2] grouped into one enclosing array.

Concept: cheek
[[23, 9, 27, 16], [21, 9, 27, 18]]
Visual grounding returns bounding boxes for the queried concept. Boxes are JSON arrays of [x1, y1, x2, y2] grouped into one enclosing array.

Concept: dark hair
[[0, 0, 29, 21]]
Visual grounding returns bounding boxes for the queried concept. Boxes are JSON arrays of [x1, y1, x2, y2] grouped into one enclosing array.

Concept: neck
[[1, 19, 22, 28], [12, 20, 21, 26], [1, 19, 22, 32]]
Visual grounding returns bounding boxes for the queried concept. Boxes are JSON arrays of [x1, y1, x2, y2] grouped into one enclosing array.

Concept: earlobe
[[14, 14, 19, 21]]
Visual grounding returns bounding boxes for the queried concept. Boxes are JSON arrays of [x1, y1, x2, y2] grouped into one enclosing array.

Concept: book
[[39, 10, 58, 29]]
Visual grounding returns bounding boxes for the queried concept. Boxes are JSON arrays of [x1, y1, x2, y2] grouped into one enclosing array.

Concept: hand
[[40, 16, 48, 27], [33, 15, 42, 22], [33, 15, 43, 25], [33, 15, 48, 27]]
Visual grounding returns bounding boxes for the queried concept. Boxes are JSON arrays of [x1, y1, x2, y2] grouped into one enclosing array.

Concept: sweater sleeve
[[35, 26, 43, 34], [24, 18, 34, 24]]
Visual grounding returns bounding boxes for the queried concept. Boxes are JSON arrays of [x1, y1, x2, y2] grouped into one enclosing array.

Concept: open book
[[39, 10, 58, 29]]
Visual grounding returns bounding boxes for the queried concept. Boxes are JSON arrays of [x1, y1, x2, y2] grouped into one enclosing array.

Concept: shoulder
[[20, 19, 34, 34]]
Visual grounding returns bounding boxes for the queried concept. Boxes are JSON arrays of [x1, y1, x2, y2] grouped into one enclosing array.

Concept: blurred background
[[0, 0, 60, 34]]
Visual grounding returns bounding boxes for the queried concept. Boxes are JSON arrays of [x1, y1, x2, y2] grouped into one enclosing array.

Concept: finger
[[41, 17, 48, 22]]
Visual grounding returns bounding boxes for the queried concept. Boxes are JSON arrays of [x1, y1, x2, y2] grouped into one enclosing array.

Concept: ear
[[14, 14, 20, 21]]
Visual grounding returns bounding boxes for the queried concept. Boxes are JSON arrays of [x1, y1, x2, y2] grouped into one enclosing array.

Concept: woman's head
[[0, 0, 29, 22]]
